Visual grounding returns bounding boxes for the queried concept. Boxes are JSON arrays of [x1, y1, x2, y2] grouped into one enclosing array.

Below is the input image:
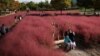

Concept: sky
[[18, 0, 51, 3]]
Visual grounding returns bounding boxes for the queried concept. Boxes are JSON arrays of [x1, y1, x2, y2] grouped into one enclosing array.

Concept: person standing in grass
[[26, 7, 30, 15], [15, 10, 18, 13], [67, 29, 76, 49], [14, 16, 18, 23], [18, 15, 23, 20]]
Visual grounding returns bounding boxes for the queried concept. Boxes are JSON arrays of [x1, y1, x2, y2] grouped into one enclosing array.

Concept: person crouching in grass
[[0, 24, 9, 35]]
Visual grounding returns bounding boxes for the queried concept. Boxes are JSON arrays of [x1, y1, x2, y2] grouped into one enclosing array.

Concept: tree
[[51, 0, 72, 14], [26, 1, 38, 10], [0, 2, 6, 10], [64, 0, 72, 8], [19, 2, 27, 11], [93, 0, 100, 10], [0, 0, 20, 11], [77, 0, 93, 15], [77, 0, 100, 15], [9, 0, 20, 10], [77, 0, 93, 8], [51, 0, 68, 10], [92, 0, 100, 15], [43, 0, 52, 10], [37, 1, 51, 11], [0, 0, 9, 10]]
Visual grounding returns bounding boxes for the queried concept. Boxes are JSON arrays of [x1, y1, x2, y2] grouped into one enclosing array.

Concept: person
[[0, 32, 1, 36], [67, 29, 76, 49], [15, 10, 18, 13], [26, 7, 30, 15], [18, 15, 23, 20], [64, 31, 72, 51], [14, 16, 19, 23], [0, 25, 2, 36], [0, 24, 9, 35]]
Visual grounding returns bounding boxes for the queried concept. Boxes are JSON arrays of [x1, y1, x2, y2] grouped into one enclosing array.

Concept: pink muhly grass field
[[0, 11, 100, 56]]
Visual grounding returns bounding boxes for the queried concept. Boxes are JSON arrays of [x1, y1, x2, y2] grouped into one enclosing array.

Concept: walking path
[[0, 12, 15, 17], [67, 49, 90, 56]]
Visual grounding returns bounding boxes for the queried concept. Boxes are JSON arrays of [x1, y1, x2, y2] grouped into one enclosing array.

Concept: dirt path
[[67, 49, 90, 56], [66, 46, 100, 56], [0, 12, 15, 17]]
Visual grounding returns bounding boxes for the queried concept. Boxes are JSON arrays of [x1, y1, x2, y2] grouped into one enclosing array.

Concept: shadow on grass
[[66, 13, 100, 17], [27, 13, 52, 17]]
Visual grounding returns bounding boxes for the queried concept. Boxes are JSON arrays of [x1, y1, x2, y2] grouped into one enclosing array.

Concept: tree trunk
[[84, 8, 86, 15], [60, 9, 62, 15], [94, 8, 96, 15]]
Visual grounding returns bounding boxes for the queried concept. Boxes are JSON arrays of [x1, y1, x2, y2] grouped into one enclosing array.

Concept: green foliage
[[37, 1, 51, 10], [77, 0, 93, 8], [38, 2, 45, 8], [0, 0, 20, 11], [93, 0, 100, 10], [77, 0, 100, 10], [19, 1, 51, 11], [77, 0, 100, 15], [19, 2, 27, 10], [64, 0, 72, 8], [51, 0, 72, 10], [26, 1, 38, 10]]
